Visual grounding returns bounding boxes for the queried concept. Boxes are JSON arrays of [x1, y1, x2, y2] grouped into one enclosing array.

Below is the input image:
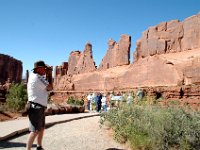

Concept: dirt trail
[[0, 116, 129, 150]]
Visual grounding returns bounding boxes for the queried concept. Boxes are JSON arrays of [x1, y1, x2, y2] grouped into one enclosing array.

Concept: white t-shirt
[[87, 94, 93, 101], [101, 96, 107, 106], [27, 72, 49, 107]]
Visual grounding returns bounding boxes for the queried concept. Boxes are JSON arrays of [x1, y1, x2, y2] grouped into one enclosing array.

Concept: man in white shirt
[[26, 60, 53, 150], [86, 93, 93, 111]]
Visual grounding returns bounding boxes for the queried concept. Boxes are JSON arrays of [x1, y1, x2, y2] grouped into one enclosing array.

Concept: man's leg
[[26, 132, 38, 150], [37, 128, 44, 147], [87, 101, 90, 110]]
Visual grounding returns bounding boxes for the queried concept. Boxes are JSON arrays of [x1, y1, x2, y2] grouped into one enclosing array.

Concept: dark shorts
[[28, 104, 45, 132]]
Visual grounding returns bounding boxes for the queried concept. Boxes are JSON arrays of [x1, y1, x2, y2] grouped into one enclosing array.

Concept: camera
[[45, 65, 53, 84], [45, 65, 53, 71]]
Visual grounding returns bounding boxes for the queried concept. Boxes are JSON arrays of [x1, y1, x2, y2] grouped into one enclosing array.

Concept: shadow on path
[[106, 148, 126, 150], [0, 141, 26, 148], [0, 131, 37, 149], [0, 141, 37, 149]]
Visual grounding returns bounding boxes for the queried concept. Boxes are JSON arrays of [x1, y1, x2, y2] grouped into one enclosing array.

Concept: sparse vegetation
[[5, 83, 28, 112], [66, 96, 84, 106], [100, 101, 200, 150]]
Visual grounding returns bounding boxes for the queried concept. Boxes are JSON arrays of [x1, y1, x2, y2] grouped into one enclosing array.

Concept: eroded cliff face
[[0, 54, 22, 84], [62, 48, 200, 91], [99, 34, 131, 70], [53, 14, 200, 101], [54, 43, 96, 90], [133, 14, 200, 61], [70, 54, 183, 92], [0, 54, 22, 102], [74, 43, 96, 74], [61, 42, 96, 76], [54, 62, 68, 87]]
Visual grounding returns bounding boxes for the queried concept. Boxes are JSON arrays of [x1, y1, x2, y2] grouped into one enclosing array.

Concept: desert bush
[[100, 104, 200, 150], [135, 95, 157, 106], [5, 83, 28, 112], [66, 97, 84, 106], [0, 103, 9, 112]]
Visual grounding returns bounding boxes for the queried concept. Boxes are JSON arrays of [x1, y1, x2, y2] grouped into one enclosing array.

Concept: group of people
[[86, 92, 138, 112], [86, 92, 107, 112]]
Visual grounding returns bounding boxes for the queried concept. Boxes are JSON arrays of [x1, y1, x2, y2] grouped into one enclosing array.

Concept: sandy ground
[[0, 116, 128, 150]]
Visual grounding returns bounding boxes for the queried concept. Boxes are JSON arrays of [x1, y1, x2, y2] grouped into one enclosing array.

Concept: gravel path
[[0, 116, 128, 150]]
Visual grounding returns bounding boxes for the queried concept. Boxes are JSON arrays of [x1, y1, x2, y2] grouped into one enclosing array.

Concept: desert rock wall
[[53, 14, 200, 101], [0, 54, 22, 84], [70, 55, 181, 92], [133, 14, 200, 61]]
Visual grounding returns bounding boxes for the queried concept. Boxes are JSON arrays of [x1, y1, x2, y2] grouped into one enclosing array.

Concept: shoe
[[36, 146, 44, 150]]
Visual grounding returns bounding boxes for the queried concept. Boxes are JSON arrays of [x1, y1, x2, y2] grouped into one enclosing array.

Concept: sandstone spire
[[99, 34, 131, 70]]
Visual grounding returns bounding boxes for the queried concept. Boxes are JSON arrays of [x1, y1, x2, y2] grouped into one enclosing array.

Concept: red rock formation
[[54, 75, 74, 91], [0, 54, 22, 84], [99, 34, 131, 70], [75, 43, 96, 74], [134, 14, 200, 61], [70, 55, 181, 92], [68, 51, 81, 75], [0, 54, 22, 102], [67, 43, 96, 75], [181, 14, 200, 50], [54, 43, 96, 90], [184, 57, 200, 85], [54, 62, 68, 86], [53, 14, 200, 103]]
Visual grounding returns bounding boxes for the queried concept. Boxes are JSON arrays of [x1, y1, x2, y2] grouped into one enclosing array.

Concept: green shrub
[[100, 104, 200, 150], [168, 100, 180, 106], [0, 103, 9, 112], [135, 95, 157, 106], [66, 97, 84, 106], [5, 83, 28, 112]]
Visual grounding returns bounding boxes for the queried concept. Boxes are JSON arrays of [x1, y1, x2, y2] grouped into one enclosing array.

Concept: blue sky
[[0, 0, 199, 77]]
